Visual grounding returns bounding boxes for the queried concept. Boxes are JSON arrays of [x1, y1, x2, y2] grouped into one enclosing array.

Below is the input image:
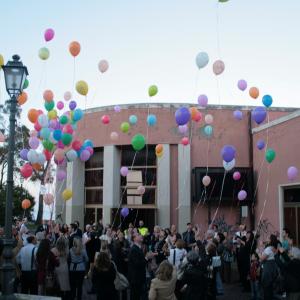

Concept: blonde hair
[[73, 237, 83, 255], [156, 261, 173, 281]]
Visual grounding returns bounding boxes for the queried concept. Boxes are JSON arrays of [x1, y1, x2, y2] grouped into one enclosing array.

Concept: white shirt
[[16, 243, 38, 271], [263, 246, 275, 261], [168, 248, 187, 268]]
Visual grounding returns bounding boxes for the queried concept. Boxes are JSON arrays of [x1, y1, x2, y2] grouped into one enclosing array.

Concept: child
[[249, 253, 261, 300]]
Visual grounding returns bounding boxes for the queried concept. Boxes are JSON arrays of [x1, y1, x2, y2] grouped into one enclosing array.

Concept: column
[[157, 144, 171, 228], [103, 145, 121, 225], [178, 144, 191, 233]]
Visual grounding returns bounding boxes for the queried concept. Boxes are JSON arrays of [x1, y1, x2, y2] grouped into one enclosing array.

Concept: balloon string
[[33, 63, 46, 101], [72, 57, 76, 93], [206, 139, 210, 175], [193, 189, 205, 221], [215, 0, 221, 57]]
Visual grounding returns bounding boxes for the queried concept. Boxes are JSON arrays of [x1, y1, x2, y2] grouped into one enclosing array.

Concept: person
[[112, 231, 130, 276], [51, 236, 70, 300], [170, 224, 182, 240], [182, 223, 196, 252], [16, 235, 38, 295], [249, 253, 260, 300], [205, 242, 217, 300], [92, 251, 117, 300], [82, 224, 92, 245], [282, 228, 291, 252], [149, 260, 177, 300], [36, 238, 59, 295], [221, 232, 233, 284], [35, 219, 49, 235], [86, 231, 101, 271], [69, 237, 89, 300], [74, 220, 83, 237], [138, 220, 149, 237], [168, 239, 187, 269], [96, 219, 104, 237], [68, 223, 80, 249]]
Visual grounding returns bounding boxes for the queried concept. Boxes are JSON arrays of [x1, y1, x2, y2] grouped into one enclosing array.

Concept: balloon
[[252, 107, 267, 125], [63, 124, 74, 135], [265, 148, 276, 163], [178, 124, 188, 134], [56, 169, 67, 181], [28, 109, 39, 124], [40, 127, 51, 139], [39, 47, 50, 60], [30, 130, 38, 137], [129, 115, 138, 125], [221, 145, 236, 163], [98, 60, 109, 73], [101, 115, 110, 125], [233, 171, 241, 181], [69, 100, 77, 111], [181, 137, 189, 146], [213, 60, 225, 75], [287, 166, 298, 181], [34, 121, 42, 132], [72, 140, 82, 151], [53, 129, 62, 141], [86, 146, 94, 156], [59, 115, 69, 125], [205, 114, 214, 124], [237, 79, 247, 91], [56, 101, 64, 110], [76, 80, 88, 96], [18, 92, 28, 105], [121, 207, 129, 218], [61, 133, 72, 146], [148, 85, 158, 97], [110, 132, 119, 141], [194, 111, 202, 122], [249, 87, 259, 99], [131, 134, 146, 151], [22, 199, 31, 210], [44, 193, 54, 205], [62, 189, 72, 201], [155, 144, 163, 154], [80, 150, 91, 161], [43, 90, 54, 102], [114, 105, 121, 113], [44, 28, 55, 42], [37, 153, 46, 165], [156, 151, 164, 158], [238, 190, 247, 201], [147, 114, 157, 127], [198, 95, 208, 108], [54, 149, 65, 161], [120, 122, 130, 133], [69, 41, 81, 57], [64, 91, 72, 101], [0, 132, 4, 143], [73, 109, 83, 122], [257, 139, 265, 150], [44, 100, 55, 112], [223, 159, 236, 171], [38, 114, 49, 128], [219, 0, 230, 2], [42, 139, 54, 151], [32, 164, 42, 172], [195, 52, 209, 69], [44, 149, 52, 161], [48, 110, 57, 120], [190, 107, 199, 121], [0, 54, 4, 69], [83, 139, 94, 148], [27, 149, 39, 164], [29, 137, 39, 149], [204, 125, 213, 137], [66, 149, 77, 162], [137, 185, 146, 195], [262, 95, 273, 108], [233, 110, 243, 120], [120, 166, 128, 177], [175, 107, 191, 126], [20, 149, 29, 160], [202, 175, 211, 187], [20, 164, 33, 179]]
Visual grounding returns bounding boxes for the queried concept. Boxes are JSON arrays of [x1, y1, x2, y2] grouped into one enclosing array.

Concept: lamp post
[[0, 55, 28, 299]]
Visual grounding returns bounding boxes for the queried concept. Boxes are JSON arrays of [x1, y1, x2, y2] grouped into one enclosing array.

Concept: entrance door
[[84, 207, 103, 227]]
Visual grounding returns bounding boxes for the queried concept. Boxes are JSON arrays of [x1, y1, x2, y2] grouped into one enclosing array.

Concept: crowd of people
[[0, 218, 300, 300]]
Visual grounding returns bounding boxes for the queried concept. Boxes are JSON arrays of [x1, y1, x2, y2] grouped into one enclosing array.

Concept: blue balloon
[[251, 107, 267, 125], [40, 127, 51, 139], [257, 139, 265, 150], [221, 145, 236, 163], [129, 115, 138, 125], [147, 114, 157, 127], [175, 107, 191, 126], [83, 139, 94, 148], [196, 52, 209, 69], [53, 129, 62, 141], [204, 125, 213, 137], [73, 108, 84, 122], [262, 95, 273, 108]]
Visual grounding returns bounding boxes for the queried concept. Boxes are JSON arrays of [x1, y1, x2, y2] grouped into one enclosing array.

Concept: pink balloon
[[98, 60, 109, 73], [44, 28, 55, 42], [198, 95, 208, 107], [137, 185, 146, 195], [120, 166, 128, 177], [237, 79, 247, 91], [202, 175, 211, 187], [85, 146, 94, 156], [178, 125, 188, 134], [110, 131, 119, 141], [0, 132, 5, 143], [101, 115, 110, 125], [205, 114, 214, 124], [29, 137, 40, 149], [62, 124, 74, 134], [238, 190, 247, 201], [80, 150, 91, 162], [213, 60, 225, 75], [181, 137, 189, 146], [233, 171, 241, 181], [287, 166, 298, 181], [56, 169, 66, 181], [54, 149, 65, 161], [43, 193, 54, 205], [57, 101, 64, 110], [194, 111, 202, 122], [64, 91, 72, 101]]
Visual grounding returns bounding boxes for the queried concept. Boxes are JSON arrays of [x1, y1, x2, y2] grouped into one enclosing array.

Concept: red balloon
[[44, 149, 52, 161], [34, 121, 42, 132], [72, 140, 82, 151], [20, 163, 33, 179], [181, 137, 189, 146], [62, 124, 74, 134], [101, 115, 110, 125]]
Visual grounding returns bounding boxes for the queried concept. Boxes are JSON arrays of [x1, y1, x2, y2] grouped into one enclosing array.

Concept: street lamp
[[0, 55, 28, 299]]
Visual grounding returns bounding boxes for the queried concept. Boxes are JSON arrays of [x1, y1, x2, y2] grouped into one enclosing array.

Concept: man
[[69, 223, 80, 248], [182, 222, 196, 251], [35, 219, 49, 235], [138, 220, 149, 237], [16, 235, 38, 295], [74, 220, 83, 237], [96, 219, 104, 236], [282, 228, 291, 251]]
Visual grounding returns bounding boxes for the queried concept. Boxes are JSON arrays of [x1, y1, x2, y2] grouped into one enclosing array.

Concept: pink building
[[56, 103, 300, 245]]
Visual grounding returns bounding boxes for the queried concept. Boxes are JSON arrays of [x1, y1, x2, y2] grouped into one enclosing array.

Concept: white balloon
[[49, 132, 58, 144], [38, 114, 49, 128], [66, 149, 77, 162], [196, 52, 209, 69], [223, 159, 236, 171], [27, 149, 39, 164]]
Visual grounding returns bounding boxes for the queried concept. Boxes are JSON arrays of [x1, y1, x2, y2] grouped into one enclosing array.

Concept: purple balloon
[[121, 207, 129, 218], [287, 166, 298, 181], [20, 149, 29, 160], [114, 105, 121, 113], [251, 107, 267, 125], [29, 137, 40, 149], [257, 139, 265, 150], [49, 119, 59, 129], [80, 149, 91, 161], [221, 145, 236, 163], [120, 166, 128, 177], [233, 110, 243, 120], [69, 100, 77, 111], [175, 107, 191, 126], [178, 124, 188, 134], [238, 190, 247, 201], [198, 95, 208, 107], [237, 79, 247, 91], [56, 169, 67, 181]]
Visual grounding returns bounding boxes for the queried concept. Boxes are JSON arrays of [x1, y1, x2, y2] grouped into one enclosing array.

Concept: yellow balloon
[[76, 80, 88, 96], [0, 54, 4, 69], [62, 189, 72, 201], [48, 109, 57, 120], [156, 151, 164, 158]]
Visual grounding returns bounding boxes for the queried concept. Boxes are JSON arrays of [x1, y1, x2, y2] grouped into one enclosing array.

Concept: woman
[[51, 236, 70, 300], [36, 238, 59, 295], [205, 242, 217, 300], [168, 239, 187, 269], [69, 237, 89, 300], [149, 260, 177, 300], [92, 251, 117, 300], [221, 233, 233, 284]]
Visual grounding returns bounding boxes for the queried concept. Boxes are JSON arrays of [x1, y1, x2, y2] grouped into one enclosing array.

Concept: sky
[[1, 0, 300, 218]]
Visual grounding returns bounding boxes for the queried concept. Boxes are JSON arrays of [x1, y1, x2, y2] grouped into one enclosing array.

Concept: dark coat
[[182, 231, 196, 251], [128, 244, 147, 286]]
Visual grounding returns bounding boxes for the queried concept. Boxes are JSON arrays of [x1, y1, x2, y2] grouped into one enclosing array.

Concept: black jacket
[[182, 231, 196, 250], [128, 244, 147, 285]]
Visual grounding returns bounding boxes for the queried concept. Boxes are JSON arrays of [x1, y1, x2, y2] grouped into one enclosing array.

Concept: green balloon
[[148, 85, 158, 97], [61, 133, 72, 146], [131, 134, 146, 151], [60, 115, 69, 125], [42, 139, 54, 151], [23, 79, 29, 89], [120, 122, 130, 133], [39, 47, 50, 60], [265, 148, 276, 163], [219, 0, 229, 2], [44, 100, 55, 112]]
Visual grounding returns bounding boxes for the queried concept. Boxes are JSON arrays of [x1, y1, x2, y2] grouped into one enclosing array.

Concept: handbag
[[112, 262, 129, 291], [212, 256, 222, 268]]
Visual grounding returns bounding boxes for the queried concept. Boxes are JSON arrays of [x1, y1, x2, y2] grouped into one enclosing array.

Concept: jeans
[[216, 271, 224, 295], [250, 280, 260, 300]]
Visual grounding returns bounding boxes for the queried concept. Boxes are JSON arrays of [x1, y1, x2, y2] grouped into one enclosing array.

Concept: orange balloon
[[155, 144, 163, 154], [22, 199, 31, 210], [18, 92, 28, 105], [249, 87, 259, 99], [190, 107, 199, 121], [32, 163, 43, 171], [28, 109, 39, 123], [43, 90, 54, 102], [69, 41, 81, 57]]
